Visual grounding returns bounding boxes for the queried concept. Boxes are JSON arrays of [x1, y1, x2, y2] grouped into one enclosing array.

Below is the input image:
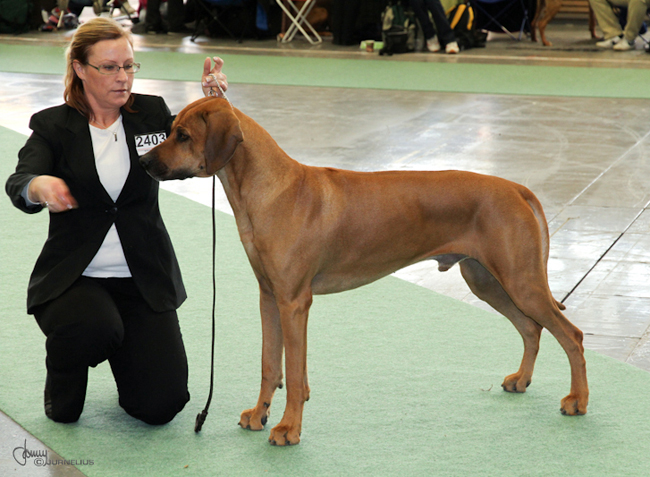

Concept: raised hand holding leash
[[207, 73, 232, 107], [195, 70, 233, 433]]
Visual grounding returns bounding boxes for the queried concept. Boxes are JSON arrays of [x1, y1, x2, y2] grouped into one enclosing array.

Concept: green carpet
[[3, 120, 650, 476], [1, 42, 650, 98]]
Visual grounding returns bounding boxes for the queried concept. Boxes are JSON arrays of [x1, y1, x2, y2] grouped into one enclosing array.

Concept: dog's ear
[[203, 102, 244, 175]]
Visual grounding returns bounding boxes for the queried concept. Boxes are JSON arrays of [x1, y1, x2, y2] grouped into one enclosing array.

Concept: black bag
[[379, 1, 417, 56], [446, 3, 486, 50], [0, 0, 32, 33]]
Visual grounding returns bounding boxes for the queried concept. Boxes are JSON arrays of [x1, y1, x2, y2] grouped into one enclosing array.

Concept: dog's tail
[[524, 194, 550, 268], [523, 189, 566, 311]]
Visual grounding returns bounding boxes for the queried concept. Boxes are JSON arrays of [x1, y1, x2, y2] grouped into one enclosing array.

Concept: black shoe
[[168, 25, 193, 34], [131, 21, 147, 34], [146, 23, 168, 34]]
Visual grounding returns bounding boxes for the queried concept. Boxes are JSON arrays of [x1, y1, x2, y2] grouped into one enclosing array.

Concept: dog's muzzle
[[139, 151, 166, 180], [140, 151, 197, 181]]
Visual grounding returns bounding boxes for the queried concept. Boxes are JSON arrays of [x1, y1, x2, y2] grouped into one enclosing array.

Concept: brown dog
[[140, 97, 588, 446], [531, 0, 597, 46]]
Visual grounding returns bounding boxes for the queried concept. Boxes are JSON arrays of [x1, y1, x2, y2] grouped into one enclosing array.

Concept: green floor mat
[[3, 123, 650, 476], [1, 43, 650, 99]]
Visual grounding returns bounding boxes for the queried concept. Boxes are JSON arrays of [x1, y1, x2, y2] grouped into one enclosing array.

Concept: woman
[[5, 17, 227, 425]]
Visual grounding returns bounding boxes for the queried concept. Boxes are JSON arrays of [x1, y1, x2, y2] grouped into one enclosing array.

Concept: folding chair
[[469, 0, 533, 41], [277, 0, 322, 44], [107, 0, 138, 22], [191, 0, 254, 42]]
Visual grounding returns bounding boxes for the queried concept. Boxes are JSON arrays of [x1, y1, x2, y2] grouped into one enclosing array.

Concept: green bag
[[379, 1, 417, 56], [0, 0, 31, 33]]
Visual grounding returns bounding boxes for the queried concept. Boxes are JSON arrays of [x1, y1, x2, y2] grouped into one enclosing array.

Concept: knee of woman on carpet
[[119, 388, 190, 425], [40, 309, 125, 423], [44, 365, 88, 423]]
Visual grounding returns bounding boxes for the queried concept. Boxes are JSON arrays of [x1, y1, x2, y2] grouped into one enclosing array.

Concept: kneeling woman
[[5, 17, 227, 424]]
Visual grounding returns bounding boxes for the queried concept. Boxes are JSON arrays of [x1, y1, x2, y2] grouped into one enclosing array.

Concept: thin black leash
[[195, 176, 218, 433], [560, 198, 650, 304], [195, 77, 230, 433]]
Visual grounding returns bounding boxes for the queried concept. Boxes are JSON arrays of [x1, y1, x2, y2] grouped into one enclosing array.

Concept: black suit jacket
[[5, 94, 186, 314]]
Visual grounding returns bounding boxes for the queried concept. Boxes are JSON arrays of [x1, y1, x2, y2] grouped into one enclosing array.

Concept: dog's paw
[[238, 407, 269, 431], [560, 394, 588, 416], [268, 423, 301, 446], [501, 373, 531, 393]]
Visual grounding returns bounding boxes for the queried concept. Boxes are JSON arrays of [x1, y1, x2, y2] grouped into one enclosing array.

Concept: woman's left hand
[[201, 56, 228, 97]]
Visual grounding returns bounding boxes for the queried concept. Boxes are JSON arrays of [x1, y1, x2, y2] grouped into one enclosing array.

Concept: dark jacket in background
[[332, 0, 387, 45]]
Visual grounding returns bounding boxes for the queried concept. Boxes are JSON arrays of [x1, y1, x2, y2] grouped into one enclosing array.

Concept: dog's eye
[[176, 131, 189, 142]]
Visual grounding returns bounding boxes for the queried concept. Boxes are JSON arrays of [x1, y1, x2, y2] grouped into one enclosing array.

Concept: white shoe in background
[[596, 36, 622, 48], [426, 36, 441, 52], [613, 38, 635, 51], [445, 41, 460, 54]]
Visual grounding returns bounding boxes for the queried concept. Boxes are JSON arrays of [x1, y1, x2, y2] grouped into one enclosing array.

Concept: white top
[[82, 116, 132, 278]]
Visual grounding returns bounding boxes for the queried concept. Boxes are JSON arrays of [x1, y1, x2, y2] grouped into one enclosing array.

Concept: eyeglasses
[[86, 62, 141, 75]]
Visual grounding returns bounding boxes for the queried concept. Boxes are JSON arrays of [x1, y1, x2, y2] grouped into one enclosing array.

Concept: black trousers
[[34, 277, 189, 424], [145, 0, 186, 31], [409, 0, 456, 45]]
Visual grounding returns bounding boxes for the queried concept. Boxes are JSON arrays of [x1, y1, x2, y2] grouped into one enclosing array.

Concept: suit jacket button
[[107, 206, 118, 215]]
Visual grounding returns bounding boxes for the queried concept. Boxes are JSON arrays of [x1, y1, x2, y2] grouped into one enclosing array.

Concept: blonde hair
[[64, 17, 136, 119]]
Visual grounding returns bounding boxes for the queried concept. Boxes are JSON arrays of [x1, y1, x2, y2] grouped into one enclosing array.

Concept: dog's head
[[140, 97, 244, 181]]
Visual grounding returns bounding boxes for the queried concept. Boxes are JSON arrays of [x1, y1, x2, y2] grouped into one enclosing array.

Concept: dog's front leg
[[268, 290, 312, 446], [239, 281, 284, 431]]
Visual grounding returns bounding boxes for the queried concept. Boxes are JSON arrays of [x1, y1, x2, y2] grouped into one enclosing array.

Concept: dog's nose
[[139, 151, 169, 181], [139, 153, 152, 170]]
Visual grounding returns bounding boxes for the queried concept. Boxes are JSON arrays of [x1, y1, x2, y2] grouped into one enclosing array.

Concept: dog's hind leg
[[488, 263, 588, 415], [514, 293, 588, 415], [239, 279, 285, 431], [460, 258, 543, 393], [537, 1, 563, 46], [530, 2, 542, 43]]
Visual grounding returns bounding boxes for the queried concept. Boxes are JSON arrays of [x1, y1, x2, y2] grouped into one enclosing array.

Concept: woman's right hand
[[201, 56, 228, 97], [28, 175, 78, 213]]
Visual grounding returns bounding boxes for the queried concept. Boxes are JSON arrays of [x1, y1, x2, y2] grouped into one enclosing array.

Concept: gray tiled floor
[[3, 3, 650, 475]]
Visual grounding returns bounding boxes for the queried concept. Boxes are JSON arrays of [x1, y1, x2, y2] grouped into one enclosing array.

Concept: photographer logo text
[[13, 439, 94, 467]]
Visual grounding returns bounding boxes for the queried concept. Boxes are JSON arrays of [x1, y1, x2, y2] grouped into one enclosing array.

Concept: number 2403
[[135, 133, 166, 147]]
